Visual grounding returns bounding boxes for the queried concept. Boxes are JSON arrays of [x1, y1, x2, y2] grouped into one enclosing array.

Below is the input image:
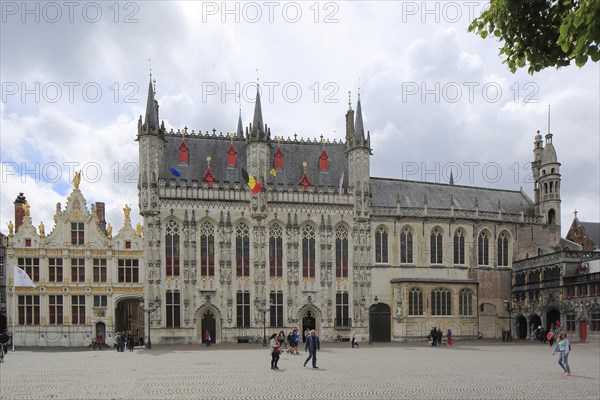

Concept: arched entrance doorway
[[369, 303, 391, 342], [201, 310, 216, 344], [302, 311, 316, 342], [515, 315, 527, 339], [530, 314, 542, 339], [546, 309, 560, 330], [114, 297, 144, 344], [95, 322, 106, 343]]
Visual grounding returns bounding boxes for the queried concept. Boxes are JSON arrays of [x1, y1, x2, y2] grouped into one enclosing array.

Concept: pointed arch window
[[453, 230, 465, 265], [319, 149, 329, 170], [478, 231, 490, 266], [302, 225, 316, 278], [409, 288, 423, 316], [236, 223, 250, 277], [497, 232, 509, 267], [269, 224, 283, 277], [375, 227, 388, 264], [227, 144, 237, 167], [430, 227, 443, 264], [165, 221, 180, 276], [459, 288, 473, 316], [400, 227, 414, 264], [178, 141, 189, 165], [431, 288, 451, 316], [200, 221, 215, 276], [335, 226, 348, 278]]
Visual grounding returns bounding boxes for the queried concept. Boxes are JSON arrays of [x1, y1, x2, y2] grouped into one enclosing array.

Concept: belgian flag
[[242, 168, 262, 195]]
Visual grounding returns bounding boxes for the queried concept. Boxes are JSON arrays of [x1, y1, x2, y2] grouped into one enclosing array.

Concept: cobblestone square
[[1, 341, 599, 400]]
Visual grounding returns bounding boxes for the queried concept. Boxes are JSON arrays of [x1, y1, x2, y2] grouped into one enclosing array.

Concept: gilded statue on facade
[[7, 221, 14, 235], [106, 223, 113, 238], [73, 171, 81, 189], [38, 222, 45, 236], [22, 202, 30, 216], [123, 204, 131, 220], [135, 223, 144, 236]]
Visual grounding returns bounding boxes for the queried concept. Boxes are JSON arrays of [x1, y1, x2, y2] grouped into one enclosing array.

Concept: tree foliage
[[468, 0, 600, 74]]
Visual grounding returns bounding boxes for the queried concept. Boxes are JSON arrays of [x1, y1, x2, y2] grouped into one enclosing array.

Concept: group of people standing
[[429, 327, 452, 347], [114, 331, 137, 352], [269, 329, 321, 370]]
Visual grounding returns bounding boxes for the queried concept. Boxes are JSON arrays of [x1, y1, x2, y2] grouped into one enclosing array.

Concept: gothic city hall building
[[136, 77, 563, 344]]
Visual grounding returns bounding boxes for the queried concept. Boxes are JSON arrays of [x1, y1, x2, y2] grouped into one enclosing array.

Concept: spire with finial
[[345, 90, 355, 144], [236, 94, 244, 138], [251, 72, 265, 140], [354, 88, 365, 144], [144, 72, 159, 130], [449, 170, 454, 185]]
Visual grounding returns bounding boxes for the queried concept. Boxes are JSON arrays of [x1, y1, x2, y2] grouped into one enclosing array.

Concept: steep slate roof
[[164, 134, 248, 184], [581, 222, 600, 247], [163, 133, 348, 190], [371, 177, 535, 215]]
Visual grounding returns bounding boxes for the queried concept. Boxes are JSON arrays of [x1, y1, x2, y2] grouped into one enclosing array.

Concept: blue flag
[[170, 167, 181, 177]]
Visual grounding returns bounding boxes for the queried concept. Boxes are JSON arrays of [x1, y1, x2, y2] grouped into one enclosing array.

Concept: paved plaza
[[0, 341, 599, 400]]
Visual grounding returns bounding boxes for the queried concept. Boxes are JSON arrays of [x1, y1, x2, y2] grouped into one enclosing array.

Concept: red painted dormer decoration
[[274, 147, 284, 169], [299, 172, 311, 192], [203, 168, 215, 188], [179, 141, 189, 164], [319, 149, 328, 170], [203, 156, 215, 188], [227, 144, 237, 167]]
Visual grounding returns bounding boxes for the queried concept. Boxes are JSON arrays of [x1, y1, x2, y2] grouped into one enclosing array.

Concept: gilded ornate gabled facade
[[6, 187, 144, 347], [138, 76, 563, 344], [512, 251, 600, 342]]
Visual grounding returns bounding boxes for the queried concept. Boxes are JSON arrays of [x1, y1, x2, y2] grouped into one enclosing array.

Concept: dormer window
[[274, 147, 284, 169], [227, 144, 237, 167], [319, 149, 329, 170], [179, 141, 189, 165]]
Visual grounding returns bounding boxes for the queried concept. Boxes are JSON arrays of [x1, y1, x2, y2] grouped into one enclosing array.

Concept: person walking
[[120, 332, 126, 352], [351, 330, 359, 348], [552, 332, 571, 376], [127, 333, 134, 352], [292, 329, 300, 354], [115, 332, 121, 351], [303, 329, 320, 368], [269, 333, 280, 370], [447, 328, 452, 347], [204, 330, 211, 347]]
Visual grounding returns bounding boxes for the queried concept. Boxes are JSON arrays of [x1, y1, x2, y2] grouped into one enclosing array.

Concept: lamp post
[[260, 300, 270, 347], [140, 297, 160, 349], [504, 298, 513, 342]]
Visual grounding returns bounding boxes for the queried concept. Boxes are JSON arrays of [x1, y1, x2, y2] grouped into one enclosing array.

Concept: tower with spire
[[531, 128, 561, 229], [246, 84, 271, 186], [137, 75, 166, 218], [347, 92, 372, 220]]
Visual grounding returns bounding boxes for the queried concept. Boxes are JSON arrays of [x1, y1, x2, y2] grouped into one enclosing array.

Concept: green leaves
[[469, 0, 600, 74]]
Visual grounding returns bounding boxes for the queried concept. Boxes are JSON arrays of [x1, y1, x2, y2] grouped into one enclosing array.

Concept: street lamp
[[259, 300, 270, 347], [140, 297, 160, 349], [503, 298, 513, 342]]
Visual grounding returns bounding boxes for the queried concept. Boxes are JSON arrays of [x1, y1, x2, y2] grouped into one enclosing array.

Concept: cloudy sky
[[1, 1, 598, 237]]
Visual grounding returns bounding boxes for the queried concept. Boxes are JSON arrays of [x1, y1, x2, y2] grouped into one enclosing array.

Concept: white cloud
[[1, 1, 598, 237]]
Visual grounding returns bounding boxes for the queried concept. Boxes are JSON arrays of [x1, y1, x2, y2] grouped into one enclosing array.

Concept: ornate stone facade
[[6, 187, 144, 347], [138, 77, 563, 344], [512, 251, 600, 342]]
